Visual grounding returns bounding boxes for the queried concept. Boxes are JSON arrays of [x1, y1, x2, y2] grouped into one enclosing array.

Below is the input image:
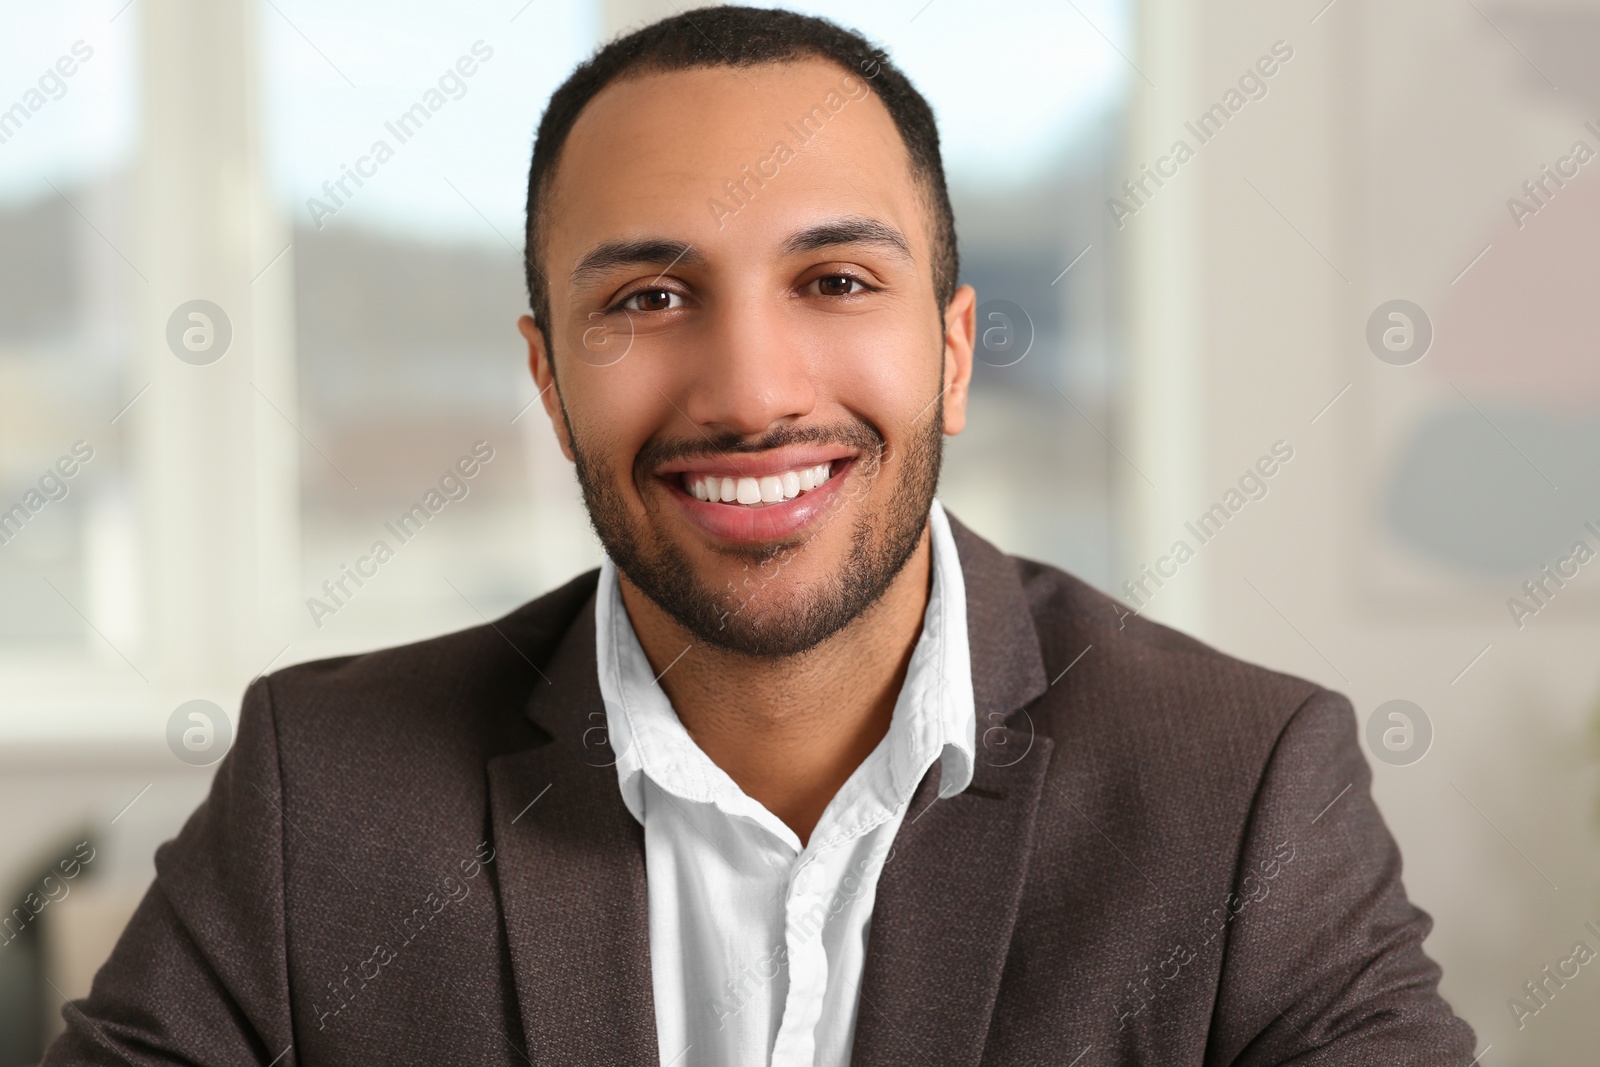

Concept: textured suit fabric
[[42, 512, 1476, 1066]]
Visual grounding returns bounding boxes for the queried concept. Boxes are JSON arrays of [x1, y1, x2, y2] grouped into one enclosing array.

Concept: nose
[[676, 292, 817, 438]]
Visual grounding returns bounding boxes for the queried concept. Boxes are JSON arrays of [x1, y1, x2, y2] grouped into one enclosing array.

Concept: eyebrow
[[567, 215, 913, 288], [569, 238, 703, 288], [778, 215, 913, 261]]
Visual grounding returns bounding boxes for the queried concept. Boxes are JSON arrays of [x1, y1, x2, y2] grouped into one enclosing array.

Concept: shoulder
[[1005, 551, 1346, 799], [257, 567, 600, 760], [997, 551, 1376, 915], [1018, 553, 1323, 718]]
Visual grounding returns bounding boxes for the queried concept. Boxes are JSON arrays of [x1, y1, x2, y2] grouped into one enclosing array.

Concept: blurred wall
[[1128, 0, 1600, 1061]]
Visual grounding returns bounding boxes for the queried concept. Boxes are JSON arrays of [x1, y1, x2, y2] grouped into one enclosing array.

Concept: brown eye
[[621, 288, 681, 312], [815, 275, 863, 297]]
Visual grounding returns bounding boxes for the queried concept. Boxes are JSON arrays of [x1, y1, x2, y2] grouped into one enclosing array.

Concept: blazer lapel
[[487, 590, 659, 1066], [851, 513, 1053, 1067]]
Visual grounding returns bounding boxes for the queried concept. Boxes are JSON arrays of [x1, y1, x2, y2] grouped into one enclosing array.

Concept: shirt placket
[[770, 851, 832, 1067]]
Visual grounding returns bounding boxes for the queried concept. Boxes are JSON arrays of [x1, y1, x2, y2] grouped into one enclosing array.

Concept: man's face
[[523, 58, 975, 658]]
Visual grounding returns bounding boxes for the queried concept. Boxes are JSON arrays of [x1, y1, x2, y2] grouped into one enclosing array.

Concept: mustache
[[636, 419, 885, 472]]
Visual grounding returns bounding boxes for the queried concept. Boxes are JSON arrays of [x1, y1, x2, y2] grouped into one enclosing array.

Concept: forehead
[[543, 58, 927, 274]]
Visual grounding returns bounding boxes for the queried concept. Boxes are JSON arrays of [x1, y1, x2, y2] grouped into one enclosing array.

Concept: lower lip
[[662, 458, 856, 545]]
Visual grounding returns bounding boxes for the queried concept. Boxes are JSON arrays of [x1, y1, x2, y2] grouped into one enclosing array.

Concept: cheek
[[809, 310, 940, 425], [562, 361, 666, 473]]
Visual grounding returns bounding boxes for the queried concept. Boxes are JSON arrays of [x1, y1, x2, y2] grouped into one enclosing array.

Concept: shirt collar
[[595, 498, 976, 841]]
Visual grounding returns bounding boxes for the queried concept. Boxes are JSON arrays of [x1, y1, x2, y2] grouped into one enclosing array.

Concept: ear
[[940, 284, 977, 436], [519, 314, 575, 462]]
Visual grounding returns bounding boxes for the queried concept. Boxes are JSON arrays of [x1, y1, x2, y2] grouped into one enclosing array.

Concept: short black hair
[[522, 4, 959, 355]]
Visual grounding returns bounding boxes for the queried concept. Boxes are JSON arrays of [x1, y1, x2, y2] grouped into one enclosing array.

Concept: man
[[46, 6, 1475, 1065]]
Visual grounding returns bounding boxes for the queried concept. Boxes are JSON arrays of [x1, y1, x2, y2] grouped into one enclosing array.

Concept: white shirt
[[595, 498, 975, 1067]]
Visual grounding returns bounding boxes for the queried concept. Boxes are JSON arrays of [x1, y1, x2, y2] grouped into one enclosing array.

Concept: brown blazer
[[44, 513, 1476, 1065]]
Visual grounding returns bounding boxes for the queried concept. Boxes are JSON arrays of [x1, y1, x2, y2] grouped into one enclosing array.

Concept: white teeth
[[684, 462, 834, 507]]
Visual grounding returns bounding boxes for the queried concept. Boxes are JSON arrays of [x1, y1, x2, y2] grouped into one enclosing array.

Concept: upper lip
[[654, 445, 857, 481]]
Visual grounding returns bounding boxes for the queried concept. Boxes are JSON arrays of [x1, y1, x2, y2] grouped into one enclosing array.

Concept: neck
[[618, 525, 934, 847]]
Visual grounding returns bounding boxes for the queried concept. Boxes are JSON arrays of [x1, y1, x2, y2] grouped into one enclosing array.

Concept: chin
[[697, 602, 844, 660]]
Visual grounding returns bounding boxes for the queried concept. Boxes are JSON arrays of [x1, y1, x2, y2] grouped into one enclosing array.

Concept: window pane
[[0, 6, 141, 659]]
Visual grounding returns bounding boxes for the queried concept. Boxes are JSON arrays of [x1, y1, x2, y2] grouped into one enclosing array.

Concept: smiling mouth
[[681, 461, 837, 508]]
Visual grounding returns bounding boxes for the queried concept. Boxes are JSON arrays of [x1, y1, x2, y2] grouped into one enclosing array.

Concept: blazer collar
[[487, 592, 660, 1065], [489, 509, 1051, 1066], [850, 511, 1053, 1066], [943, 509, 1050, 728]]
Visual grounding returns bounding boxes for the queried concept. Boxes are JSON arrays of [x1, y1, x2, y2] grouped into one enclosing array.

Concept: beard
[[565, 393, 945, 659]]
